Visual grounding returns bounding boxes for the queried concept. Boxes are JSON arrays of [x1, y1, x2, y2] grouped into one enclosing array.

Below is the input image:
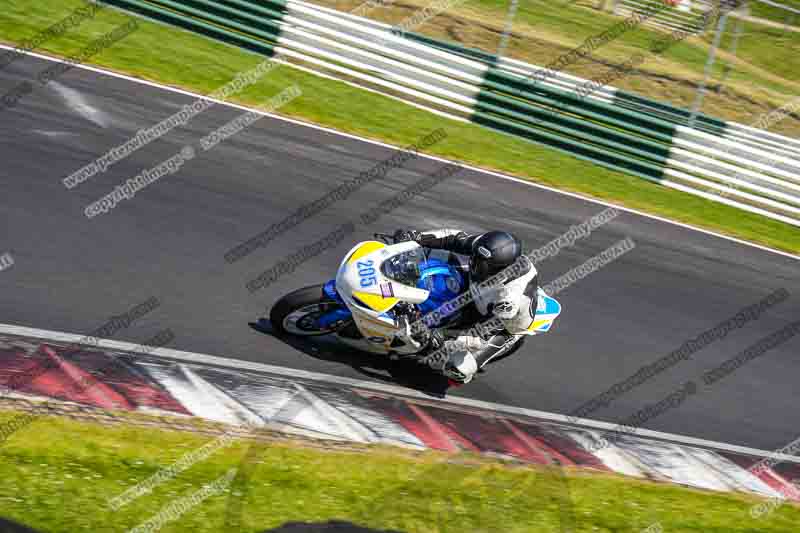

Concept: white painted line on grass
[[0, 44, 798, 262], [1, 321, 799, 464]]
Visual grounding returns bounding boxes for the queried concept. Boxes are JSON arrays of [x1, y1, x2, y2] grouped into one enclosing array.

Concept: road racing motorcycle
[[270, 233, 562, 379]]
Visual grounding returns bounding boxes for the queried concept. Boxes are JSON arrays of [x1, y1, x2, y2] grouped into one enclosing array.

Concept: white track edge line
[[1, 44, 798, 262], [1, 322, 799, 464]]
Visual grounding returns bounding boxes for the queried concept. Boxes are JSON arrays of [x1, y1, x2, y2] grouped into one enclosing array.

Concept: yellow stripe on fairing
[[528, 319, 551, 331], [353, 291, 399, 313], [348, 241, 386, 264]]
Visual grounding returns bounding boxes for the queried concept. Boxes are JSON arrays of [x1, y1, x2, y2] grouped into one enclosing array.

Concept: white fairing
[[502, 286, 562, 336], [335, 240, 430, 354]]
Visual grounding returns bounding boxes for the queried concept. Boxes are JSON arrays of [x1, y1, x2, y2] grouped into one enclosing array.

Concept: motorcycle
[[270, 233, 562, 380]]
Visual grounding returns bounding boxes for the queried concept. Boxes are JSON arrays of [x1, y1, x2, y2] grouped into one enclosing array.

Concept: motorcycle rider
[[392, 229, 540, 384]]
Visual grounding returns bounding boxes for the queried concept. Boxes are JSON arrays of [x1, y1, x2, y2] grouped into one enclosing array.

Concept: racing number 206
[[357, 260, 376, 287]]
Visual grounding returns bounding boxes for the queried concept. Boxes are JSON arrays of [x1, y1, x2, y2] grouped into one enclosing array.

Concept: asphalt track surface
[[1, 54, 799, 451]]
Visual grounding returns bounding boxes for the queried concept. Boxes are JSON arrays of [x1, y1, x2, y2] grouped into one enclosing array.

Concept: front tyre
[[270, 284, 348, 336]]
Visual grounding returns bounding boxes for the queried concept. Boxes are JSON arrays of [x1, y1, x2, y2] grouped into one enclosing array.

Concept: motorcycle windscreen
[[380, 247, 427, 286]]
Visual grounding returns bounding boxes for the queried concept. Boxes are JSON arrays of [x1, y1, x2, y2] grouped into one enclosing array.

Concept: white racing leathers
[[412, 229, 539, 383]]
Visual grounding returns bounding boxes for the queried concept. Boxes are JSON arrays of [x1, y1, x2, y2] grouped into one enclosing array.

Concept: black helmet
[[469, 231, 522, 283]]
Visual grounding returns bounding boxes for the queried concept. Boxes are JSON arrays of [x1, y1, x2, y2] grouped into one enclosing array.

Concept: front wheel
[[270, 284, 350, 336]]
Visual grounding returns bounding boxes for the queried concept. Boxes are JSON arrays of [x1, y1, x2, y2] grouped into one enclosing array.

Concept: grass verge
[[749, 0, 800, 27], [1, 0, 799, 253], [1, 408, 799, 532], [317, 0, 800, 136]]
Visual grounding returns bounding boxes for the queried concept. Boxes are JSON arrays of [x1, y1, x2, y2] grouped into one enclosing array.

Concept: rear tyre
[[270, 284, 349, 336]]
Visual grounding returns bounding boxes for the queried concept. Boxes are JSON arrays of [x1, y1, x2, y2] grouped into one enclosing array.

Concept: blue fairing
[[323, 279, 345, 304], [317, 307, 353, 328], [319, 279, 352, 328]]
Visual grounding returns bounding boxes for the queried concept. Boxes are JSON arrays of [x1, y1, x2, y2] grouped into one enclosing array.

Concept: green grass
[[498, 0, 800, 87], [503, 0, 800, 85], [1, 0, 799, 254], [713, 18, 800, 85], [749, 0, 800, 27], [1, 409, 798, 532], [326, 0, 800, 116]]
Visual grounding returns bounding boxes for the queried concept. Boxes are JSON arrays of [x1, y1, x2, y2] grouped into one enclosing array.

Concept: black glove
[[427, 329, 446, 351], [393, 302, 421, 325], [392, 229, 421, 243], [394, 301, 414, 315]]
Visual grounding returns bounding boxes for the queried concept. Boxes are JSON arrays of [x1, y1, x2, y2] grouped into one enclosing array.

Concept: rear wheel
[[270, 285, 349, 336]]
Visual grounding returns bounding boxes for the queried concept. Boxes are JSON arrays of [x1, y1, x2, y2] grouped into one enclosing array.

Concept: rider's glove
[[394, 301, 416, 317], [427, 329, 446, 351], [392, 229, 421, 243], [394, 302, 422, 332], [393, 302, 432, 352]]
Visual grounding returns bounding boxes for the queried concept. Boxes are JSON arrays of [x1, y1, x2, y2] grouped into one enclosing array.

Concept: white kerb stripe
[[1, 322, 799, 464]]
